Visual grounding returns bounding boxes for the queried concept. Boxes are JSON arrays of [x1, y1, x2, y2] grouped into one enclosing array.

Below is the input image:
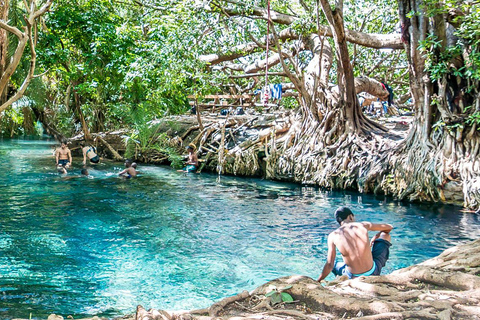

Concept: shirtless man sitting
[[179, 145, 198, 173], [55, 140, 72, 169], [318, 207, 393, 281]]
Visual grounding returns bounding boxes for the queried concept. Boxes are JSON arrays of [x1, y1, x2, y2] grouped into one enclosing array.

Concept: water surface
[[1, 138, 479, 319]]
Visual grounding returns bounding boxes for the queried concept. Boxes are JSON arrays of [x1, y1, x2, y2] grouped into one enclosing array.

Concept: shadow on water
[[0, 139, 479, 319]]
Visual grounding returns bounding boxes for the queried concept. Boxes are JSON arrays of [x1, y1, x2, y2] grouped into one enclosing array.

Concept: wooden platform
[[188, 94, 255, 109]]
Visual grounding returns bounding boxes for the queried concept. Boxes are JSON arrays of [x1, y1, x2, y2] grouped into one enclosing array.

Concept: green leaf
[[265, 290, 277, 297], [281, 292, 294, 302], [270, 292, 282, 305]]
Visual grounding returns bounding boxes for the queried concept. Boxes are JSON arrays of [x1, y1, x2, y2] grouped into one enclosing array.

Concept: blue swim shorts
[[183, 165, 197, 173], [332, 239, 392, 279]]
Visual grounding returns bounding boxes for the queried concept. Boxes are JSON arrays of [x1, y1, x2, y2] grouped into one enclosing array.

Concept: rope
[[263, 0, 271, 107]]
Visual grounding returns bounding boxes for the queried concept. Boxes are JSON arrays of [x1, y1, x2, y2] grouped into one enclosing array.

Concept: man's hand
[[370, 232, 381, 246]]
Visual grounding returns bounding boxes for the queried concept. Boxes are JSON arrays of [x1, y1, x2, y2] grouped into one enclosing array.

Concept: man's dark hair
[[61, 139, 68, 145], [335, 206, 354, 224], [81, 168, 88, 175]]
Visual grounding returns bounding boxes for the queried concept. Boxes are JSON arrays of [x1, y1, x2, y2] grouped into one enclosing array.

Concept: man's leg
[[378, 231, 391, 242], [332, 261, 348, 277], [372, 232, 392, 275]]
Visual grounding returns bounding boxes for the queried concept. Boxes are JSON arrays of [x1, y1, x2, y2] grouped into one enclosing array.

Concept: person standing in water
[[318, 207, 393, 281], [56, 140, 72, 169]]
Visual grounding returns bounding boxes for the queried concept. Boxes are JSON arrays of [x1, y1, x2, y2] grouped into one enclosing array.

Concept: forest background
[[1, 0, 480, 209]]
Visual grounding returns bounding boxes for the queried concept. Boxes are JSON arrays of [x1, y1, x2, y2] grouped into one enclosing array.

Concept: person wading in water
[[56, 140, 72, 170]]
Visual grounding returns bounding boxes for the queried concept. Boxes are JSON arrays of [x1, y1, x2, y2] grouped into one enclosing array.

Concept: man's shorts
[[58, 159, 70, 166], [332, 239, 392, 278], [183, 165, 197, 173]]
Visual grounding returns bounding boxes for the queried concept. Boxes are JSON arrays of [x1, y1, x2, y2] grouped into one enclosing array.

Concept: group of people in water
[[54, 140, 139, 178], [54, 140, 199, 177], [55, 139, 393, 281]]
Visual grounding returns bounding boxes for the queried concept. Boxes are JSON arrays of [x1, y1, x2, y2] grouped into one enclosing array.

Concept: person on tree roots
[[318, 207, 393, 281], [178, 144, 198, 173]]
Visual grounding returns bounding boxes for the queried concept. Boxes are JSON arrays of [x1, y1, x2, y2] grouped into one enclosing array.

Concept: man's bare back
[[330, 222, 376, 274], [318, 207, 393, 281], [119, 160, 137, 178]]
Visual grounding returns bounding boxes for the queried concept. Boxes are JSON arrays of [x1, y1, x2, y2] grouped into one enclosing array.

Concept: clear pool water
[[1, 138, 479, 319]]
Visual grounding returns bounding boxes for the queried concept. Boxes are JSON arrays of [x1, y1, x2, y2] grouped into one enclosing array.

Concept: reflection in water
[[0, 138, 479, 319]]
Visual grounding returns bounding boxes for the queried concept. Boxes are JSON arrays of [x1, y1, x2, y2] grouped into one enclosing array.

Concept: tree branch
[[200, 26, 402, 66], [0, 0, 53, 114]]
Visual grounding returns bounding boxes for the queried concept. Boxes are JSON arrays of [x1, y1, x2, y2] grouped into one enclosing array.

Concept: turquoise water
[[1, 138, 479, 319]]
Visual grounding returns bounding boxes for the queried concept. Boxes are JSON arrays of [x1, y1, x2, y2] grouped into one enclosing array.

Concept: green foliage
[[265, 285, 294, 305], [124, 122, 162, 159], [124, 122, 184, 169], [418, 1, 480, 87], [281, 96, 298, 109], [466, 112, 480, 128]]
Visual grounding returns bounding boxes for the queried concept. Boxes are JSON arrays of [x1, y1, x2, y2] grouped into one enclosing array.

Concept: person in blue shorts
[[179, 145, 198, 173], [317, 207, 393, 281]]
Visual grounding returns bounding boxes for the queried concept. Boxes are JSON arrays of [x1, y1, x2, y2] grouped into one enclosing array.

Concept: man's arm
[[83, 148, 87, 164], [55, 149, 59, 165], [362, 222, 393, 233], [317, 233, 336, 282], [68, 149, 72, 164], [363, 222, 393, 245]]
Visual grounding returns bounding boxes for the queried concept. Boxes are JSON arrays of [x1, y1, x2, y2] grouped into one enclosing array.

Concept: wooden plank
[[187, 94, 252, 99], [192, 104, 252, 108]]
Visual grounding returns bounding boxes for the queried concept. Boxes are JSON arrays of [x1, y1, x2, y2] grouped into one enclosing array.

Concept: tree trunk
[[379, 0, 480, 208], [0, 0, 8, 105], [71, 82, 91, 140]]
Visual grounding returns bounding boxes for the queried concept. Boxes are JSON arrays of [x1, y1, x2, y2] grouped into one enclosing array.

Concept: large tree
[[191, 0, 403, 185], [383, 0, 480, 207], [0, 0, 53, 113], [181, 0, 480, 208]]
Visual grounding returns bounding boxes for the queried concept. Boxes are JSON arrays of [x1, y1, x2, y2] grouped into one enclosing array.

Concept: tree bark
[[0, 0, 8, 105], [0, 0, 53, 114]]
